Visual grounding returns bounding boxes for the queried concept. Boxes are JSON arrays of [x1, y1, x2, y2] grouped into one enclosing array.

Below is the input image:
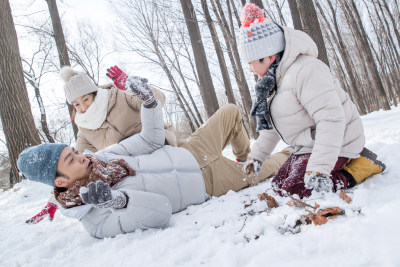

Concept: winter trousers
[[179, 104, 291, 197], [272, 153, 349, 198]]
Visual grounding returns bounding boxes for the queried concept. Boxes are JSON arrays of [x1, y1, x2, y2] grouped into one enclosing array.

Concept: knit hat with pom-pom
[[239, 4, 285, 63], [60, 67, 98, 104]]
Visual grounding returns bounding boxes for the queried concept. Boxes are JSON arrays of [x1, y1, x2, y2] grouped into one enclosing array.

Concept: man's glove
[[126, 76, 156, 108], [243, 158, 262, 175], [79, 181, 128, 209], [26, 202, 58, 224], [106, 65, 128, 90], [304, 171, 333, 193]]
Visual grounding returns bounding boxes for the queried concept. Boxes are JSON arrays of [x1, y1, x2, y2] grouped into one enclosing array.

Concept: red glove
[[106, 65, 128, 90], [26, 203, 58, 224]]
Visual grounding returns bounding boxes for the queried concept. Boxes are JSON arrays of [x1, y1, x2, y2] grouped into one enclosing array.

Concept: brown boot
[[341, 147, 386, 187]]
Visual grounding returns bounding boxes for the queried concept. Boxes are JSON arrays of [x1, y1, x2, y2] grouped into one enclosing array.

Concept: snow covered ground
[[1, 107, 400, 267]]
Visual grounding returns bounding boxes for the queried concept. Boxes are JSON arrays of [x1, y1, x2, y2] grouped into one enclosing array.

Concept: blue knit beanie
[[17, 144, 67, 186]]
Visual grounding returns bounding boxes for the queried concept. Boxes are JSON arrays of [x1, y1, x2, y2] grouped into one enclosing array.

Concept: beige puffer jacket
[[248, 27, 365, 175], [75, 86, 177, 153]]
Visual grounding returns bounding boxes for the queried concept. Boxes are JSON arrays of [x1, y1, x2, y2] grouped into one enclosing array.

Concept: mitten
[[79, 181, 128, 209], [126, 76, 156, 108], [304, 171, 333, 193], [243, 159, 262, 175], [106, 65, 128, 90], [25, 202, 58, 224]]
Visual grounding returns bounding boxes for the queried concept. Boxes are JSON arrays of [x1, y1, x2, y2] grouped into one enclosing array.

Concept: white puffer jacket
[[248, 27, 365, 175], [60, 102, 208, 238]]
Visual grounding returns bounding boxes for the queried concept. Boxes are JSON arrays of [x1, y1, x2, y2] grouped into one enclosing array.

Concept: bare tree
[[272, 0, 287, 26], [315, 0, 366, 114], [297, 0, 330, 66], [340, 0, 390, 110], [22, 39, 55, 143], [288, 0, 303, 30], [179, 0, 219, 117], [68, 22, 111, 85], [111, 0, 202, 131], [45, 0, 79, 139], [201, 0, 236, 104], [0, 0, 41, 185], [211, 0, 257, 138]]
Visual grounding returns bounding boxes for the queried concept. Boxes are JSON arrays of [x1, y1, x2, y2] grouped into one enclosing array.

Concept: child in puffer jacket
[[239, 4, 385, 198]]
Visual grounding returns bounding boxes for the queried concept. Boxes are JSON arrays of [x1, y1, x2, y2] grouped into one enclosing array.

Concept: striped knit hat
[[239, 4, 285, 63]]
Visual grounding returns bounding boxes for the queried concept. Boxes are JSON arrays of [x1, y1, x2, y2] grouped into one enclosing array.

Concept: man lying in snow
[[17, 74, 291, 238]]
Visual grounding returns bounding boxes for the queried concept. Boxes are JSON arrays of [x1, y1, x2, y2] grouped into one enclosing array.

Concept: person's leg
[[180, 104, 250, 168], [272, 154, 349, 198], [179, 104, 250, 195], [258, 147, 293, 179], [208, 148, 292, 197]]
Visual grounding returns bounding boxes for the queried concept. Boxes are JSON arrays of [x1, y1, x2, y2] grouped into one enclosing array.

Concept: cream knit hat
[[59, 67, 98, 104], [239, 4, 285, 63]]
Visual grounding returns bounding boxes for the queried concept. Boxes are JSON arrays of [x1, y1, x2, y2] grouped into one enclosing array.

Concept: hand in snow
[[304, 172, 333, 193], [26, 202, 58, 224], [243, 158, 262, 175], [106, 65, 128, 90], [80, 181, 128, 209], [126, 75, 156, 108]]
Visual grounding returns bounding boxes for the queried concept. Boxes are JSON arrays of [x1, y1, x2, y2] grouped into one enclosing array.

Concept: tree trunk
[[201, 0, 236, 104], [212, 0, 257, 138], [272, 0, 287, 26], [381, 0, 400, 53], [297, 0, 330, 66], [179, 0, 219, 117], [316, 0, 366, 114], [288, 0, 303, 31], [23, 71, 55, 143], [45, 0, 79, 139], [341, 0, 390, 110], [0, 0, 41, 185]]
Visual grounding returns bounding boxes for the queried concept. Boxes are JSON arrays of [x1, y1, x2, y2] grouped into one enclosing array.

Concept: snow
[[1, 107, 400, 267]]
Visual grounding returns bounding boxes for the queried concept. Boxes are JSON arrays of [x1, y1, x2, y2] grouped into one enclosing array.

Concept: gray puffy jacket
[[61, 102, 208, 238]]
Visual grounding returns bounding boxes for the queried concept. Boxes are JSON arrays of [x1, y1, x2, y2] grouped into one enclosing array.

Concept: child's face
[[249, 55, 276, 78], [72, 93, 95, 114], [54, 147, 93, 188]]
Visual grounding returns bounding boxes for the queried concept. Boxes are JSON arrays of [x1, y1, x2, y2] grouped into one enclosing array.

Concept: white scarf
[[74, 88, 109, 130]]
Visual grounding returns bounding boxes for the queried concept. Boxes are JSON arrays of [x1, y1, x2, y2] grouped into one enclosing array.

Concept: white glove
[[243, 159, 262, 175], [304, 172, 333, 193], [126, 76, 156, 108]]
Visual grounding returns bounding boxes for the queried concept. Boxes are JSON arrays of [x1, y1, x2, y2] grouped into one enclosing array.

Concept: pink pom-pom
[[241, 3, 265, 27]]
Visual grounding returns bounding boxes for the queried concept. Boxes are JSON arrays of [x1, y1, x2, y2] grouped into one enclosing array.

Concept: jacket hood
[[277, 27, 319, 82]]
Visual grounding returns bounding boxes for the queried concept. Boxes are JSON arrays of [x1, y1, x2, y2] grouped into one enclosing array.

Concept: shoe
[[341, 147, 386, 187]]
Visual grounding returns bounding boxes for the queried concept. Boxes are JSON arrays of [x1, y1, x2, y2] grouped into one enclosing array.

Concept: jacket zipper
[[268, 91, 288, 144]]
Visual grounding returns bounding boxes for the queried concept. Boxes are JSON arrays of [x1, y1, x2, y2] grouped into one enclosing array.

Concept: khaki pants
[[179, 104, 291, 197]]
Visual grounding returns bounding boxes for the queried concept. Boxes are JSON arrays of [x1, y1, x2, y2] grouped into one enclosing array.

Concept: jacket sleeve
[[97, 100, 165, 157], [75, 131, 97, 153], [296, 61, 346, 175], [80, 189, 172, 238], [125, 86, 166, 111], [248, 129, 281, 163]]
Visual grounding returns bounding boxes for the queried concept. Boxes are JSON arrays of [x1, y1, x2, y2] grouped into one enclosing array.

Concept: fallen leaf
[[339, 190, 352, 203], [258, 192, 279, 208], [311, 215, 328, 225], [287, 199, 306, 208], [316, 207, 344, 217]]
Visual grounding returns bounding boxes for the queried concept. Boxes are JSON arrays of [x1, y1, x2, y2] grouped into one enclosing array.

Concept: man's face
[[54, 147, 93, 188], [249, 55, 276, 78]]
